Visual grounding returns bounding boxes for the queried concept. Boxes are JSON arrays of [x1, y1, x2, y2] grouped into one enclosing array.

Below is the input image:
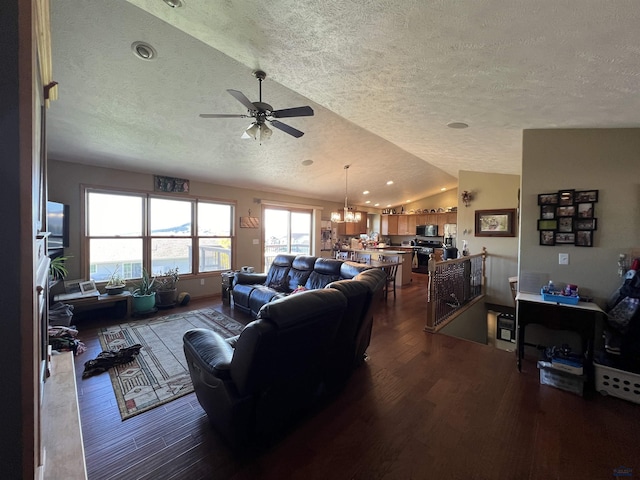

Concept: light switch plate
[[559, 253, 569, 265]]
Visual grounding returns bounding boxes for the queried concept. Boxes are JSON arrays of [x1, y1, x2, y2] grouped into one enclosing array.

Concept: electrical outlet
[[559, 253, 569, 265], [200, 279, 205, 285], [253, 239, 259, 245]]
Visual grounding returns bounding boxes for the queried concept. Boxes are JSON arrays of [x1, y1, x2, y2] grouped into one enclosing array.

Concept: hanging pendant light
[[331, 165, 361, 223]]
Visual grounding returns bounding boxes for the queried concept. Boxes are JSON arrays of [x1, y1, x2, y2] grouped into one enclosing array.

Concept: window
[[86, 188, 234, 281], [263, 207, 311, 270]]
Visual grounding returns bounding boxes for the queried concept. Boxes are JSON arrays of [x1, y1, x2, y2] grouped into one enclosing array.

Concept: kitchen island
[[338, 248, 413, 285]]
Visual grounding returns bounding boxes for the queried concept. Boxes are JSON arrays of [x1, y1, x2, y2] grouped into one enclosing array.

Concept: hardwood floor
[[73, 274, 640, 479]]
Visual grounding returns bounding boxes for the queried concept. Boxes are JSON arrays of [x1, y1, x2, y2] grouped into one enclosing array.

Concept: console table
[[515, 293, 605, 380], [54, 291, 131, 319]]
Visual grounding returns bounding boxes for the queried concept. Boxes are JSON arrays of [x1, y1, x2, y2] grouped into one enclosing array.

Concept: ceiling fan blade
[[271, 106, 314, 118], [270, 120, 305, 138], [227, 89, 258, 112], [199, 113, 248, 118]]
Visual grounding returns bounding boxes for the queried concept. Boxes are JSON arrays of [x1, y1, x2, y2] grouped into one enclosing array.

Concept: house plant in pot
[[155, 267, 179, 308], [132, 268, 156, 314], [105, 266, 126, 295]]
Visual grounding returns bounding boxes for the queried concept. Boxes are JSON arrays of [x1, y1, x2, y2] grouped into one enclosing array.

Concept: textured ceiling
[[47, 0, 640, 209]]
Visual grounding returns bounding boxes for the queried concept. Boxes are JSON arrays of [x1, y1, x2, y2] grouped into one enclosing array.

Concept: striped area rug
[[97, 308, 245, 420]]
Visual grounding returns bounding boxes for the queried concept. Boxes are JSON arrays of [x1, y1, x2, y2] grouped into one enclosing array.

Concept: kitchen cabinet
[[333, 212, 367, 236], [382, 212, 456, 237], [397, 215, 410, 235], [382, 214, 399, 235]]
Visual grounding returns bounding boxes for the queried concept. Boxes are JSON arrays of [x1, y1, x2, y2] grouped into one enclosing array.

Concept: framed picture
[[538, 193, 559, 205], [556, 205, 576, 217], [558, 189, 575, 206], [540, 230, 555, 246], [575, 230, 593, 247], [475, 209, 517, 237], [154, 175, 190, 193], [576, 218, 597, 230], [79, 280, 98, 294], [540, 204, 556, 219], [537, 219, 558, 231], [575, 190, 599, 203], [577, 202, 594, 218], [558, 217, 574, 233], [555, 232, 575, 244]]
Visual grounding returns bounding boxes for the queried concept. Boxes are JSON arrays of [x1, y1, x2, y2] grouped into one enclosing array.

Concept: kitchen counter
[[339, 248, 413, 285]]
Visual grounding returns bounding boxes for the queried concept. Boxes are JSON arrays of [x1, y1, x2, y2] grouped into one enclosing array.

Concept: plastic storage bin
[[594, 362, 640, 404], [537, 361, 585, 396]]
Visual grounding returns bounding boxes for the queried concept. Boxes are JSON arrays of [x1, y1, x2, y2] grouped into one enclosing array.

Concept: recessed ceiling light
[[363, 190, 369, 195], [301, 159, 313, 166], [387, 204, 392, 207], [162, 0, 183, 7], [447, 122, 469, 129], [406, 200, 411, 203], [374, 203, 379, 207], [386, 180, 394, 185], [131, 41, 157, 61], [441, 187, 447, 191], [365, 200, 371, 204]]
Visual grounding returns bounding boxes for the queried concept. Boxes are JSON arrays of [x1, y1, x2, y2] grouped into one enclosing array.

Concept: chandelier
[[331, 165, 362, 223]]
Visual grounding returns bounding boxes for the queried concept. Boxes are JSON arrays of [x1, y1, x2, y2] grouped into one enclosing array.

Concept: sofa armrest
[[234, 272, 268, 286], [183, 328, 234, 379]]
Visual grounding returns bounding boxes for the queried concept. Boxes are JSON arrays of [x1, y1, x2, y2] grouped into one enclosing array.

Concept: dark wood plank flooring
[[72, 274, 640, 479]]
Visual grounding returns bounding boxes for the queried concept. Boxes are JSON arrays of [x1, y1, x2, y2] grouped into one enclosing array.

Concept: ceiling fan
[[199, 70, 314, 140]]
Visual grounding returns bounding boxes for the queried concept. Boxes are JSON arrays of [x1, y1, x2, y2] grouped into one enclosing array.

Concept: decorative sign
[[154, 175, 189, 193], [240, 217, 260, 228]]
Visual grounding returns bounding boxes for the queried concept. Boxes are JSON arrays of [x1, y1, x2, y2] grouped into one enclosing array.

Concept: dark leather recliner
[[183, 288, 348, 448]]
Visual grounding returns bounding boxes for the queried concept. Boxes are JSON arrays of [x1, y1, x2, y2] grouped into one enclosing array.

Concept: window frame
[[82, 185, 235, 282]]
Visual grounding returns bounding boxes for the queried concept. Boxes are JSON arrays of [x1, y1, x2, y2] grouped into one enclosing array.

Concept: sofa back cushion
[[265, 254, 296, 292], [339, 261, 371, 280], [286, 255, 317, 291], [305, 258, 343, 289]]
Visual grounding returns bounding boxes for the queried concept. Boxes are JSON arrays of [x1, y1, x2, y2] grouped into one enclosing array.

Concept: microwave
[[416, 224, 438, 237]]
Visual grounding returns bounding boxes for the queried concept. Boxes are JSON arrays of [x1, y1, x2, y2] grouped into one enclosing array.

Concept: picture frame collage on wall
[[537, 189, 598, 247]]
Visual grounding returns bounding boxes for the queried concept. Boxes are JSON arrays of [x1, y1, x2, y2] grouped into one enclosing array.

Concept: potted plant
[[49, 255, 70, 281], [132, 268, 156, 314], [105, 265, 126, 295], [155, 267, 179, 308]]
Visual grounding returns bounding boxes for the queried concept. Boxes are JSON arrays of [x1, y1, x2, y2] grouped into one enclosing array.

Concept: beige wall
[[458, 170, 521, 307], [48, 159, 348, 299], [520, 129, 640, 307], [404, 188, 458, 212]]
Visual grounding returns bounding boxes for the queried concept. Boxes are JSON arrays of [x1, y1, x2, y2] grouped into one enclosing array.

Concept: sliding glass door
[[263, 207, 312, 270]]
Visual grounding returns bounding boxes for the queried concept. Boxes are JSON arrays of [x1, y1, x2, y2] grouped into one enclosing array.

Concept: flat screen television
[[47, 201, 69, 252]]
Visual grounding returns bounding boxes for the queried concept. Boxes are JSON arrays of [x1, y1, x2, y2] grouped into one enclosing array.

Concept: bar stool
[[380, 255, 399, 300]]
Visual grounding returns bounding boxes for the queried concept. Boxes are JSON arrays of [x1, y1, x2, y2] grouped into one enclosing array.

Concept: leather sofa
[[183, 288, 347, 448], [232, 254, 371, 317], [183, 267, 386, 449]]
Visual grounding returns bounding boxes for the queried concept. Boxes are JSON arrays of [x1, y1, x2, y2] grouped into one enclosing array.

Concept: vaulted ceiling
[[48, 0, 640, 209]]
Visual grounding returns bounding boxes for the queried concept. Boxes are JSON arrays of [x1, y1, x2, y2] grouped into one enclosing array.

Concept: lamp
[[461, 190, 473, 207], [331, 165, 362, 223]]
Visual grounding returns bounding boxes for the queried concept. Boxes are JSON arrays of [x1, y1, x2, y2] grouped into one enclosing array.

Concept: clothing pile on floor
[[82, 344, 143, 378]]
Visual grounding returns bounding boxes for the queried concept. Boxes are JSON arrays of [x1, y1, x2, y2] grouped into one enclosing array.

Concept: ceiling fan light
[[260, 123, 272, 141], [245, 123, 260, 140]]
